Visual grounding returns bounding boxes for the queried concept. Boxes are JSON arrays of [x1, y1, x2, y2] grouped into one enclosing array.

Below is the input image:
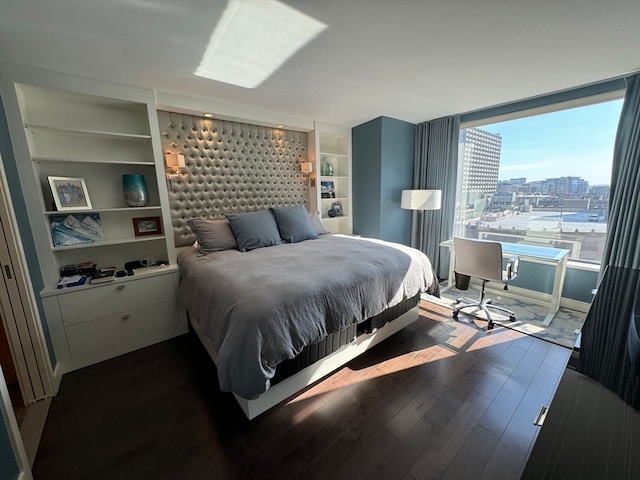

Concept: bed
[[177, 207, 439, 418]]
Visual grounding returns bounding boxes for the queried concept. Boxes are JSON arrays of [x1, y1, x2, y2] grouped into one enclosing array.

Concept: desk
[[440, 239, 569, 326]]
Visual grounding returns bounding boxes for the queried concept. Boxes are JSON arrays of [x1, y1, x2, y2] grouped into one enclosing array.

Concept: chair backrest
[[453, 237, 504, 283]]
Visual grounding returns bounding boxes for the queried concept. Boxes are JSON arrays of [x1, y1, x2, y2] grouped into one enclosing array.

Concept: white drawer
[[64, 300, 179, 357], [58, 273, 175, 327]]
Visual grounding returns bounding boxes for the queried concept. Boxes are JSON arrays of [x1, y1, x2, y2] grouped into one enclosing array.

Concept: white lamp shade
[[165, 153, 185, 168], [300, 162, 313, 173], [401, 189, 442, 210]]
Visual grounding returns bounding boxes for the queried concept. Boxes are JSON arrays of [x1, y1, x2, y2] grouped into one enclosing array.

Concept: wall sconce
[[300, 162, 315, 186], [165, 153, 186, 174], [165, 153, 186, 191]]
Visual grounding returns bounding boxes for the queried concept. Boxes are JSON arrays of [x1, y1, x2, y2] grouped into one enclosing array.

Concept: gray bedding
[[178, 234, 438, 399]]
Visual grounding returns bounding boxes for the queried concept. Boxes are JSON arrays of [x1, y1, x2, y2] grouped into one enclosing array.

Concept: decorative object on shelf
[[327, 201, 343, 217], [132, 216, 162, 236], [49, 213, 104, 247], [401, 189, 442, 211], [321, 160, 334, 176], [90, 267, 116, 284], [60, 262, 96, 277], [57, 274, 88, 289], [321, 181, 335, 198], [123, 174, 149, 207], [48, 176, 92, 211]]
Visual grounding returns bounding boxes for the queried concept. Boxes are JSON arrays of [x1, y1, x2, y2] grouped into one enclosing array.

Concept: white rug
[[424, 285, 586, 349]]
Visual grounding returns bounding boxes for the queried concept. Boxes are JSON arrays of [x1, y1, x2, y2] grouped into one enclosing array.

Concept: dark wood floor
[[33, 301, 570, 480]]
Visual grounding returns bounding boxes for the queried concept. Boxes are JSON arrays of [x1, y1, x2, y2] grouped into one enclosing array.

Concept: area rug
[[423, 285, 586, 349]]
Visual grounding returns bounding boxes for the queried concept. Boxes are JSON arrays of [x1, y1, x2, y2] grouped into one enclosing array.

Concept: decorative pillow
[[271, 205, 318, 243], [308, 209, 330, 236], [226, 210, 283, 252], [188, 219, 238, 254]]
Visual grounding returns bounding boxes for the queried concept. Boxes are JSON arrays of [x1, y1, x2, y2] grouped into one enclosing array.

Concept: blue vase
[[123, 174, 148, 207]]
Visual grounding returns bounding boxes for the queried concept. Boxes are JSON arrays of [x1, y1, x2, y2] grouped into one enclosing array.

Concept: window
[[454, 97, 624, 264]]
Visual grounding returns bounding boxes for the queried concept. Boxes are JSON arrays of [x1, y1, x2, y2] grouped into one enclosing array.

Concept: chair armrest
[[506, 255, 520, 280]]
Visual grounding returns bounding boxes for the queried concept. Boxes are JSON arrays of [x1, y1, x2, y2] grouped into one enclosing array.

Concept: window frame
[[455, 85, 626, 266]]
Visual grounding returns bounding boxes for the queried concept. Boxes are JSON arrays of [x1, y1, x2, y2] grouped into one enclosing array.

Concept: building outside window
[[454, 97, 624, 264]]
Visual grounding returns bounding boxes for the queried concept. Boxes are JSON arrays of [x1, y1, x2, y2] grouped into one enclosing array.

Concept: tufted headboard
[[157, 111, 310, 247]]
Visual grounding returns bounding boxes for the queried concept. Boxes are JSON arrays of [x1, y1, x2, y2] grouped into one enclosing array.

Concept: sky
[[480, 99, 624, 185]]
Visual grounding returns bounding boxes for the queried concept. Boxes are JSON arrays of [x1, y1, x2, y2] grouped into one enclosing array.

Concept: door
[[0, 153, 54, 404]]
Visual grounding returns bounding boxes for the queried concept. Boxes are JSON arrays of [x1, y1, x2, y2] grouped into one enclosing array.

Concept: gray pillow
[[271, 205, 318, 243], [226, 210, 283, 252], [188, 218, 238, 254], [308, 210, 330, 235]]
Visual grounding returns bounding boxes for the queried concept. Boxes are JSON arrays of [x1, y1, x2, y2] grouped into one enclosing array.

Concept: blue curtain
[[411, 116, 460, 279], [602, 73, 640, 269]]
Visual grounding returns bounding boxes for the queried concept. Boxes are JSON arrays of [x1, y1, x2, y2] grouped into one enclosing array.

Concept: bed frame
[[188, 303, 421, 419]]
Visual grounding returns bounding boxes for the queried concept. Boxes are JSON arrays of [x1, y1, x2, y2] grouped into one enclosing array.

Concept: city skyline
[[480, 98, 624, 185]]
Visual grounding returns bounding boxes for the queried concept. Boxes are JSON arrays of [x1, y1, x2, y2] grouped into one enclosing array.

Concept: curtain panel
[[411, 116, 460, 279], [602, 73, 640, 270]]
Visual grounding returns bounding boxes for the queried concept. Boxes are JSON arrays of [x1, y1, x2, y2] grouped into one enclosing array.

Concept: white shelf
[[33, 156, 155, 166], [50, 235, 165, 251], [25, 123, 152, 140], [44, 206, 161, 216], [319, 151, 348, 158]]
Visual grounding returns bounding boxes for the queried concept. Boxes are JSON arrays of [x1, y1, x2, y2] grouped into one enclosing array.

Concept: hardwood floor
[[32, 301, 570, 480]]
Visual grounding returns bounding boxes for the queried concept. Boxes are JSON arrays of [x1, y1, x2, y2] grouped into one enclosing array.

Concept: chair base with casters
[[450, 237, 520, 330], [452, 279, 516, 330]]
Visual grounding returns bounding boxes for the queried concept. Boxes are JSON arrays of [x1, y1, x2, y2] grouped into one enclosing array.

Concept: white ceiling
[[1, 0, 638, 128]]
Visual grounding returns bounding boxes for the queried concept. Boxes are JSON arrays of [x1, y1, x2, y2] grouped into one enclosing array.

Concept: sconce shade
[[401, 189, 442, 210], [165, 153, 185, 168], [300, 162, 313, 173]]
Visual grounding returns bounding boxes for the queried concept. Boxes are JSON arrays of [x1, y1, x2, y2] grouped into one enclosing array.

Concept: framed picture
[[321, 180, 335, 199], [133, 216, 162, 237], [49, 213, 104, 247], [48, 176, 92, 211]]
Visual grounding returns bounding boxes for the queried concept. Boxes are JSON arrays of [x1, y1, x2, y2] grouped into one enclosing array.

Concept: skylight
[[195, 0, 327, 89]]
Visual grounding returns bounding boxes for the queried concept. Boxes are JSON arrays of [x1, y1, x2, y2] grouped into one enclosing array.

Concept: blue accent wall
[[352, 119, 382, 238], [0, 407, 19, 480], [0, 94, 55, 363], [353, 116, 415, 244]]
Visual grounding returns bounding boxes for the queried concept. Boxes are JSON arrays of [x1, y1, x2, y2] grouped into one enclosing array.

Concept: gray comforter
[[178, 234, 438, 399]]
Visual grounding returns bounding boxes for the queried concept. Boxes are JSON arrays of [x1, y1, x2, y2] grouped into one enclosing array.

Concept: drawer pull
[[121, 314, 131, 320], [116, 284, 125, 290]]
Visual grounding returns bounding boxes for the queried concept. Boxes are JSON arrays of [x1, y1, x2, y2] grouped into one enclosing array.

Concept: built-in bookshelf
[[6, 77, 186, 373], [311, 123, 352, 234]]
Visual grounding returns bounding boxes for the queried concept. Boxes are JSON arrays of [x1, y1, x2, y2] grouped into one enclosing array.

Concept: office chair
[[451, 237, 520, 330]]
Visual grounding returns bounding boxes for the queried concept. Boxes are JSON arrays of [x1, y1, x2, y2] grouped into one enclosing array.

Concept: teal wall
[[0, 402, 19, 479], [353, 116, 415, 244], [0, 94, 55, 363], [352, 119, 382, 238]]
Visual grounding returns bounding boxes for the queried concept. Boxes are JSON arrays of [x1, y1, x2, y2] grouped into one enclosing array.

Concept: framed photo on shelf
[[320, 180, 335, 199], [49, 213, 104, 247], [132, 216, 162, 237], [48, 176, 92, 211]]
